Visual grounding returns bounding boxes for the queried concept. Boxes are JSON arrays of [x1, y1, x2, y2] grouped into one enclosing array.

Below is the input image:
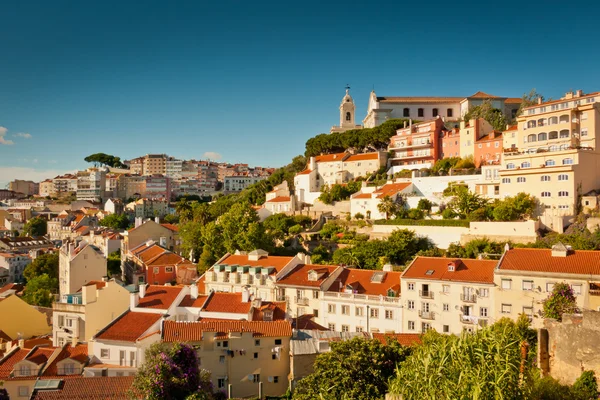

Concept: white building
[[0, 252, 31, 283], [330, 87, 363, 133], [223, 174, 267, 194], [263, 181, 296, 215], [165, 157, 183, 179], [76, 168, 107, 202], [59, 240, 107, 297], [350, 182, 413, 220]]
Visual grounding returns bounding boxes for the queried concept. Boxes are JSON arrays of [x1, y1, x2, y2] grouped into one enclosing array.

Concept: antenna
[[345, 84, 351, 91]]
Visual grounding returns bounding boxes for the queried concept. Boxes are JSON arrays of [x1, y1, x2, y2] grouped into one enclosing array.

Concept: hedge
[[374, 219, 471, 228]]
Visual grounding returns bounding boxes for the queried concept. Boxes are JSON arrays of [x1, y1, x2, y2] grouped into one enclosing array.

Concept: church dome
[[342, 89, 353, 103]]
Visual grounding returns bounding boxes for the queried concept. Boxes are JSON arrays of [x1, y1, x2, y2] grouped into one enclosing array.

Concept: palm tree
[[377, 195, 397, 220], [175, 199, 193, 222]]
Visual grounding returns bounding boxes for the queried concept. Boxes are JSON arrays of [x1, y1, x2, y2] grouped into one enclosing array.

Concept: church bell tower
[[339, 85, 356, 129]]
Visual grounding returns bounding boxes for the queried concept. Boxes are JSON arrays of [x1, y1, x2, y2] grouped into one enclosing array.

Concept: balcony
[[390, 153, 432, 161], [460, 315, 488, 327], [418, 310, 435, 320], [276, 295, 289, 302], [294, 297, 310, 306], [322, 291, 401, 304], [460, 293, 477, 303], [389, 141, 432, 151], [419, 290, 434, 299]]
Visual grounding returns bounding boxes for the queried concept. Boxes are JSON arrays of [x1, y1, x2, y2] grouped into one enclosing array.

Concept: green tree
[[98, 214, 130, 230], [23, 217, 47, 236], [22, 274, 57, 307], [447, 186, 489, 219], [516, 89, 544, 118], [543, 282, 578, 321], [23, 252, 59, 282], [431, 157, 461, 175], [176, 199, 194, 223], [377, 195, 406, 220], [293, 337, 410, 400], [493, 193, 536, 221], [219, 202, 272, 252], [417, 199, 432, 213], [319, 222, 344, 240], [84, 153, 127, 168], [572, 370, 599, 400], [107, 251, 121, 277], [310, 245, 331, 264], [463, 100, 508, 131], [179, 222, 204, 262], [263, 214, 295, 240], [197, 222, 226, 272]]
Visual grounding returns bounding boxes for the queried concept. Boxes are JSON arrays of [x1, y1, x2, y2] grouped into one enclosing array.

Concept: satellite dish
[[247, 374, 254, 381], [268, 376, 274, 383]]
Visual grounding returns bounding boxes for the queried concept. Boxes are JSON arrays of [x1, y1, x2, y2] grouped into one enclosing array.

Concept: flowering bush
[[543, 282, 578, 321], [131, 343, 214, 400]]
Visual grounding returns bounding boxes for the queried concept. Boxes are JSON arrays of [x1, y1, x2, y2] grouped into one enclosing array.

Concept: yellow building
[[162, 320, 292, 398], [0, 295, 51, 340], [501, 90, 600, 225]]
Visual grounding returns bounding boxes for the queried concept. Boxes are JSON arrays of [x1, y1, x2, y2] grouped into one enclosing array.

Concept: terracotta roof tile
[[402, 257, 496, 284], [42, 344, 88, 377], [31, 376, 137, 399], [468, 91, 502, 99], [137, 285, 183, 310], [297, 169, 312, 176], [377, 96, 463, 103], [252, 302, 287, 321], [160, 223, 179, 232], [505, 98, 522, 104], [314, 152, 347, 163], [330, 268, 402, 296], [162, 320, 292, 342], [218, 254, 294, 273], [0, 283, 24, 295], [277, 264, 339, 287], [77, 281, 106, 292], [345, 153, 379, 162], [372, 333, 422, 347], [352, 193, 373, 199], [26, 347, 55, 365], [374, 182, 412, 199], [498, 248, 600, 275], [178, 294, 209, 308], [292, 314, 328, 330], [0, 348, 30, 379], [265, 196, 291, 203], [202, 293, 252, 314], [95, 311, 162, 342]]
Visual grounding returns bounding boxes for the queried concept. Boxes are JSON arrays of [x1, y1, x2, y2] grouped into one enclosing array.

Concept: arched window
[[506, 163, 515, 170], [418, 108, 424, 117], [403, 108, 410, 117], [541, 175, 550, 181], [432, 108, 439, 117], [447, 108, 453, 117], [549, 131, 558, 140], [559, 144, 569, 150], [559, 114, 569, 123], [502, 178, 511, 183], [517, 177, 526, 183], [527, 120, 537, 128], [549, 145, 558, 152], [538, 132, 547, 141], [558, 174, 569, 181], [527, 134, 537, 142], [558, 191, 569, 197], [559, 130, 569, 138], [545, 160, 555, 166], [548, 116, 558, 125], [562, 158, 573, 165], [541, 192, 551, 197], [521, 162, 531, 168], [345, 112, 351, 121], [538, 118, 547, 126]]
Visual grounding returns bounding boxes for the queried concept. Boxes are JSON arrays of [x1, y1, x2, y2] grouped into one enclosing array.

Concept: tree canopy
[[543, 282, 578, 321], [463, 100, 508, 131], [23, 217, 47, 237], [84, 153, 127, 169], [23, 252, 59, 282], [22, 274, 56, 307], [98, 214, 130, 230]]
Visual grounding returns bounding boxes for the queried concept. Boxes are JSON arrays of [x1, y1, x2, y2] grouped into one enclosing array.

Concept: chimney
[[190, 283, 199, 300], [130, 292, 140, 309], [575, 89, 583, 98], [409, 119, 412, 131], [403, 121, 407, 128], [537, 97, 543, 105], [135, 217, 142, 228], [155, 216, 160, 224], [242, 287, 250, 303], [139, 283, 147, 298], [382, 264, 393, 272]]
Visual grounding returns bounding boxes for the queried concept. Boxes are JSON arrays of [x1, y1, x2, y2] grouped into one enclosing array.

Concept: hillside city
[[2, 87, 600, 399]]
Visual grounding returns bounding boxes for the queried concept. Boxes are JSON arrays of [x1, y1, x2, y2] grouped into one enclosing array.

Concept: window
[[572, 284, 582, 295], [403, 108, 410, 117], [165, 266, 173, 273], [559, 130, 570, 138], [341, 305, 349, 315], [541, 192, 551, 197], [502, 178, 511, 184], [328, 304, 336, 314], [558, 174, 568, 181], [546, 282, 555, 292], [527, 134, 536, 143], [218, 378, 226, 388], [407, 283, 415, 291], [328, 323, 335, 331], [408, 321, 415, 331], [447, 108, 453, 117], [481, 288, 491, 298], [549, 116, 558, 125], [581, 128, 588, 137], [443, 325, 449, 333], [443, 285, 449, 293], [480, 307, 488, 317], [313, 290, 319, 299], [272, 353, 277, 360], [385, 310, 393, 319], [407, 300, 415, 310], [495, 142, 500, 148], [64, 363, 75, 374], [501, 304, 512, 314], [501, 279, 512, 290], [527, 120, 536, 128], [432, 108, 438, 117], [255, 339, 261, 346], [558, 191, 569, 197], [253, 352, 259, 359], [506, 163, 515, 169], [370, 308, 379, 318], [544, 159, 556, 166], [346, 112, 351, 121], [562, 158, 573, 165], [341, 325, 349, 332], [221, 341, 229, 348], [541, 175, 551, 181], [538, 132, 547, 141], [517, 177, 526, 183], [522, 280, 534, 291], [219, 356, 225, 363], [253, 374, 260, 383], [418, 108, 424, 117], [101, 349, 109, 359], [549, 131, 558, 140], [355, 306, 364, 316], [18, 387, 29, 397], [272, 376, 279, 384], [275, 339, 282, 345], [521, 162, 531, 168], [19, 365, 31, 376], [443, 303, 449, 312]]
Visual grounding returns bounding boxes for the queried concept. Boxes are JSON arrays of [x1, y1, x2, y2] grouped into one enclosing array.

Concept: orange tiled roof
[[137, 285, 183, 310], [314, 152, 347, 162], [277, 264, 339, 287], [77, 281, 107, 292], [0, 348, 29, 379], [178, 294, 209, 308], [297, 169, 312, 176], [162, 320, 292, 342], [504, 125, 518, 131], [330, 268, 402, 296], [26, 347, 55, 365], [160, 223, 179, 232], [374, 182, 412, 199], [402, 257, 496, 284], [218, 254, 294, 273], [498, 248, 600, 275], [95, 311, 162, 342], [345, 153, 379, 162], [293, 314, 328, 330], [352, 193, 373, 199], [31, 376, 138, 400], [476, 131, 503, 143], [42, 344, 88, 377], [266, 196, 291, 203], [523, 91, 600, 109], [505, 97, 522, 104], [468, 91, 502, 99], [252, 301, 287, 321], [202, 293, 252, 314], [0, 283, 24, 295], [377, 96, 463, 103], [372, 333, 422, 347]]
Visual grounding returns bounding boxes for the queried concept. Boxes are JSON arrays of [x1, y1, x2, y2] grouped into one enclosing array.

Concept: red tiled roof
[[162, 320, 292, 342], [202, 293, 252, 314], [160, 223, 179, 232], [345, 153, 379, 162], [468, 91, 502, 99], [505, 97, 522, 104], [137, 285, 184, 310], [293, 314, 328, 330], [178, 294, 209, 308], [330, 268, 402, 296], [26, 347, 55, 365], [498, 248, 600, 275], [277, 264, 339, 287], [0, 283, 24, 295], [504, 124, 518, 132], [196, 275, 206, 294], [252, 301, 287, 321], [95, 311, 162, 342], [0, 330, 12, 342], [42, 344, 88, 377], [374, 182, 412, 199], [266, 196, 291, 203], [218, 254, 293, 273], [31, 376, 138, 400], [352, 193, 373, 199], [402, 257, 496, 284], [372, 333, 422, 347], [314, 152, 347, 163], [476, 131, 503, 143], [0, 348, 29, 379], [77, 281, 106, 292], [297, 169, 312, 176]]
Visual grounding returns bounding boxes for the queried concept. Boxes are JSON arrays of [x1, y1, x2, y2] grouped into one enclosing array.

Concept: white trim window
[[501, 279, 512, 290]]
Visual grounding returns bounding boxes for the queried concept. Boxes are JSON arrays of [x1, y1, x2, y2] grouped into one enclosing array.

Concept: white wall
[[371, 225, 469, 249]]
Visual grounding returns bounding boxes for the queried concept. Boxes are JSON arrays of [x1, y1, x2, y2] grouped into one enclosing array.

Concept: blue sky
[[1, 0, 600, 187]]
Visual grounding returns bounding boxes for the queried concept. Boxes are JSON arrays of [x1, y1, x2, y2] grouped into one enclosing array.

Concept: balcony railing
[[322, 291, 401, 304], [590, 289, 600, 297], [460, 315, 488, 327], [418, 310, 435, 320], [460, 294, 477, 303], [419, 290, 434, 299], [390, 141, 432, 151], [294, 297, 310, 306], [276, 295, 288, 302]]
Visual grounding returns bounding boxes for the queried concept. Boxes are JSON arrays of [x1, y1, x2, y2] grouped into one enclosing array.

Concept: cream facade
[[350, 182, 413, 220], [0, 294, 52, 339], [0, 253, 31, 283], [459, 118, 495, 159], [59, 241, 107, 297], [76, 168, 107, 202], [330, 88, 362, 133]]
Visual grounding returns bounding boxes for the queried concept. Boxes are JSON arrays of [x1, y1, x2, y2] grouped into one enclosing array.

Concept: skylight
[[425, 270, 435, 275]]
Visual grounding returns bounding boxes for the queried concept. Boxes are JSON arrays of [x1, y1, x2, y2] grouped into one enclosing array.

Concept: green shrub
[[572, 370, 598, 399], [354, 212, 365, 220]]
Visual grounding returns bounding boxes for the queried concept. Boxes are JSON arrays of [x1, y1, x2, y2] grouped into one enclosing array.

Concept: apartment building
[[440, 128, 461, 158], [59, 240, 107, 297], [161, 320, 292, 398], [52, 174, 78, 195], [125, 198, 169, 219], [350, 182, 413, 220], [197, 161, 219, 192], [223, 174, 266, 194], [53, 279, 131, 347], [500, 90, 600, 221], [128, 157, 144, 175], [144, 175, 171, 200], [38, 180, 55, 197], [263, 182, 296, 215], [401, 257, 497, 335], [388, 118, 445, 172], [458, 118, 495, 159], [165, 157, 183, 179], [0, 252, 31, 283], [142, 154, 167, 176], [8, 180, 38, 196], [474, 131, 503, 167], [76, 168, 107, 202], [116, 175, 146, 200], [494, 244, 600, 328], [123, 241, 196, 286]]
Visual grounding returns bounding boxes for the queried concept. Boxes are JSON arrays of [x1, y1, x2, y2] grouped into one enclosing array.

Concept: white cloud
[[32, 159, 39, 164], [0, 166, 74, 188], [14, 132, 32, 139], [0, 127, 15, 145], [48, 160, 58, 164], [202, 151, 222, 160]]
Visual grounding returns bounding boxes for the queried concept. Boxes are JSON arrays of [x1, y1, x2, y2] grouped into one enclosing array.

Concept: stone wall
[[370, 224, 468, 249], [460, 220, 539, 245], [539, 311, 600, 385]]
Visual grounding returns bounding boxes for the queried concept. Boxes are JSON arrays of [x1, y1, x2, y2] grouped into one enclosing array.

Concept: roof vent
[[551, 242, 570, 257], [425, 270, 434, 276]]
